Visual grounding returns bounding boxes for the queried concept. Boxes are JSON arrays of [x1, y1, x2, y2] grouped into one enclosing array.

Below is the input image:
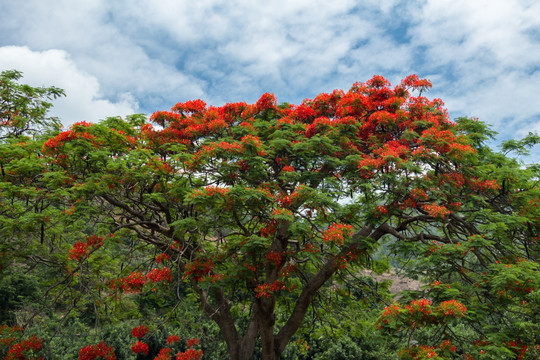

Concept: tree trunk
[[256, 297, 277, 360]]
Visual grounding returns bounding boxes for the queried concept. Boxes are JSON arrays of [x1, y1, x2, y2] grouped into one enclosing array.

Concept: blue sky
[[1, 0, 539, 154]]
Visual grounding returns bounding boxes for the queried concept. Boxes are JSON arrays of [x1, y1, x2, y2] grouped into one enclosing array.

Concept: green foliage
[[0, 69, 64, 139]]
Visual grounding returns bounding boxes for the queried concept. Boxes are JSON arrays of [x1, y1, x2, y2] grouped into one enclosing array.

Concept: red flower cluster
[[398, 344, 438, 360], [112, 267, 174, 293], [4, 334, 42, 360], [68, 235, 104, 262], [407, 298, 433, 317], [155, 347, 172, 360], [255, 281, 285, 298], [147, 157, 174, 174], [43, 121, 98, 153], [147, 267, 173, 283], [265, 251, 283, 267], [281, 165, 295, 172], [423, 203, 450, 219], [167, 334, 180, 345], [438, 339, 456, 353], [255, 93, 277, 112], [191, 186, 230, 198], [131, 341, 149, 355], [183, 259, 216, 282], [322, 223, 354, 245], [176, 348, 203, 360], [78, 342, 116, 360], [374, 204, 388, 216], [172, 99, 207, 114], [437, 299, 466, 317], [376, 304, 401, 329], [156, 253, 170, 264], [186, 338, 199, 347], [410, 188, 428, 201], [113, 271, 147, 293], [260, 220, 276, 238], [131, 325, 149, 338]]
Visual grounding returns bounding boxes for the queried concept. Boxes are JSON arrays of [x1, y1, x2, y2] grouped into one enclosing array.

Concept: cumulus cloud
[[0, 0, 206, 115], [0, 46, 138, 126], [407, 0, 540, 133], [0, 0, 539, 141]]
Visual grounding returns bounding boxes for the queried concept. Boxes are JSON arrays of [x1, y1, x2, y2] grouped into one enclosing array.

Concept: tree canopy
[[0, 71, 539, 360]]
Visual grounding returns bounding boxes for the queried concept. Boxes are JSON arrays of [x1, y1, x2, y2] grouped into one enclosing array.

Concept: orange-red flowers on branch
[[191, 186, 230, 199], [437, 299, 466, 317], [265, 251, 283, 267], [186, 338, 199, 348], [147, 267, 173, 283], [131, 325, 149, 338], [255, 280, 285, 298], [176, 337, 203, 360], [155, 347, 173, 360], [176, 348, 203, 360], [255, 93, 277, 112], [78, 341, 116, 360], [167, 335, 180, 345], [156, 253, 170, 264], [183, 258, 220, 283], [4, 334, 43, 360], [43, 121, 100, 153], [131, 341, 149, 355], [111, 271, 147, 293], [172, 99, 207, 115], [422, 203, 451, 219], [322, 223, 354, 245], [68, 235, 104, 262]]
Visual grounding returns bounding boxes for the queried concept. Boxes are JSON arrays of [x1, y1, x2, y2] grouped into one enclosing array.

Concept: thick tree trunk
[[256, 297, 277, 360]]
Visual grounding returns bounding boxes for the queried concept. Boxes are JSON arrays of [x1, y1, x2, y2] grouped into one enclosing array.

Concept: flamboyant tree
[[2, 72, 538, 359]]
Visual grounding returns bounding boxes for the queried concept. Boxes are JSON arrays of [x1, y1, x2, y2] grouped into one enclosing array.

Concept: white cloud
[[0, 0, 206, 114], [0, 0, 539, 143], [0, 46, 138, 126], [406, 0, 540, 134]]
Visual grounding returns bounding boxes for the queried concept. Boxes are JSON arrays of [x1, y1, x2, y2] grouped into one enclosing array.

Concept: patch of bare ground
[[362, 269, 423, 295]]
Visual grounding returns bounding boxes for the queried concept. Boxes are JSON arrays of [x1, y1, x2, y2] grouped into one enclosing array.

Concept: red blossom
[[167, 335, 180, 345], [156, 253, 170, 264], [293, 104, 316, 122], [260, 221, 276, 238], [423, 203, 450, 219], [255, 93, 277, 112], [255, 281, 285, 298], [437, 299, 466, 317], [172, 99, 207, 114], [186, 338, 199, 347], [131, 341, 149, 355], [147, 267, 173, 283], [68, 235, 104, 262], [112, 271, 147, 293], [183, 259, 216, 282], [410, 188, 428, 201], [265, 251, 283, 267], [78, 342, 116, 360], [176, 348, 203, 360], [281, 165, 295, 172], [322, 223, 354, 245], [155, 347, 172, 360], [374, 205, 389, 217], [131, 325, 149, 338]]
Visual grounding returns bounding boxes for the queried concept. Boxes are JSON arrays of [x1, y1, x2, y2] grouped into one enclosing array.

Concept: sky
[[1, 0, 539, 156]]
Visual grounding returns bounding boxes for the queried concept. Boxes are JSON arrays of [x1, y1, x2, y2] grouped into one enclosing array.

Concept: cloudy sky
[[1, 0, 539, 151]]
